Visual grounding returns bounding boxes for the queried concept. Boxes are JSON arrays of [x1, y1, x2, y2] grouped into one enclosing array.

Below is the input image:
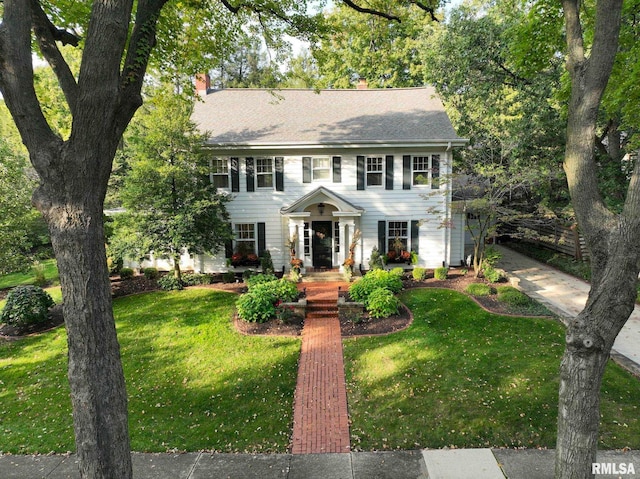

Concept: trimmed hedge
[[1, 285, 55, 332]]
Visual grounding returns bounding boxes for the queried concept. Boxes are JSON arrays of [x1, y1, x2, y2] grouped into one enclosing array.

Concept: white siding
[[180, 150, 456, 272]]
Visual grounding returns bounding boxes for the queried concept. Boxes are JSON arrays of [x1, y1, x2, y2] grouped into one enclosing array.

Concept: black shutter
[[411, 220, 419, 254], [246, 157, 255, 192], [385, 155, 394, 190], [257, 222, 266, 256], [302, 157, 312, 183], [225, 238, 233, 258], [403, 155, 411, 190], [332, 156, 341, 183], [275, 157, 284, 191], [231, 157, 240, 192], [357, 155, 365, 190], [378, 220, 386, 253]]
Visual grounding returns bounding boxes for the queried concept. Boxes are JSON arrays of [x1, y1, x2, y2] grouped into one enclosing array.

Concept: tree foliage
[[313, 1, 433, 88], [114, 89, 232, 279]]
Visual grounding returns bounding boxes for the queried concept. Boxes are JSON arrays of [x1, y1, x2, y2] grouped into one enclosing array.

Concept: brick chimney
[[195, 73, 211, 97], [357, 78, 368, 90]]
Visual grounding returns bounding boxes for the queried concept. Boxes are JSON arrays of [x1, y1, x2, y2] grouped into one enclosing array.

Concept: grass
[[343, 288, 640, 451], [0, 259, 59, 290], [0, 288, 300, 453]]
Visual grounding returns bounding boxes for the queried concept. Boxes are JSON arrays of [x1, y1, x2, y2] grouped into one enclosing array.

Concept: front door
[[312, 221, 333, 269]]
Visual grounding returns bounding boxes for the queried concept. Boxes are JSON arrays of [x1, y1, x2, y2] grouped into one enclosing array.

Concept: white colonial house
[[143, 76, 469, 274]]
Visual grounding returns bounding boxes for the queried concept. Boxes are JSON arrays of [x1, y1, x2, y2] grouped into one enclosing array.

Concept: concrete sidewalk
[[1, 449, 639, 478], [495, 245, 640, 374]]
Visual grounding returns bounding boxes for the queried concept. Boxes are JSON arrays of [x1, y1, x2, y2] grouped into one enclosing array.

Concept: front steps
[[305, 299, 339, 320]]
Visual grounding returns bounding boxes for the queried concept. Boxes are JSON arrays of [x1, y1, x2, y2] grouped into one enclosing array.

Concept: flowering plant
[[343, 257, 355, 267], [290, 258, 304, 270]]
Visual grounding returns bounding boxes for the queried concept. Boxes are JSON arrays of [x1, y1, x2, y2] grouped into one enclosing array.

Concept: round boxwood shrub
[[119, 267, 134, 280], [464, 282, 493, 297], [1, 285, 55, 332], [143, 267, 159, 280], [367, 287, 400, 319]]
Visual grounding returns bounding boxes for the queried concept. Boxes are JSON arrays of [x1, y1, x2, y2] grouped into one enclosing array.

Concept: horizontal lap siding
[[199, 152, 453, 271]]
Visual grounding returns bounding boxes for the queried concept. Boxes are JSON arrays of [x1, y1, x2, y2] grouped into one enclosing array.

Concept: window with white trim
[[211, 157, 229, 189], [256, 157, 274, 188], [366, 156, 383, 186], [412, 155, 441, 188], [235, 223, 256, 254], [412, 156, 429, 185], [387, 221, 408, 253], [312, 157, 331, 181]]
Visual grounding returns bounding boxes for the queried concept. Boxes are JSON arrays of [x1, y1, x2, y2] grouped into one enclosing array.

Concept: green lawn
[[344, 288, 640, 451], [0, 258, 59, 290], [0, 289, 300, 453]]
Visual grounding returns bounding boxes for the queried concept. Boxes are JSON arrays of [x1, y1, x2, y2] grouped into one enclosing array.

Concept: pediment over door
[[280, 186, 364, 216]]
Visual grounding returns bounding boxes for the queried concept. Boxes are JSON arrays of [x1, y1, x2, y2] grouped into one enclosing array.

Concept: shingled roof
[[191, 87, 466, 148]]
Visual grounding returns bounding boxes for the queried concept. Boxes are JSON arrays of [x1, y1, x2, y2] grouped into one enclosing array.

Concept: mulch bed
[[1, 269, 535, 340]]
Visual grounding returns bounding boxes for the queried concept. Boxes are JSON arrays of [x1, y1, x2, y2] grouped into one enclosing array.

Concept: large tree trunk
[[555, 244, 638, 478], [33, 143, 133, 479], [556, 0, 640, 477]]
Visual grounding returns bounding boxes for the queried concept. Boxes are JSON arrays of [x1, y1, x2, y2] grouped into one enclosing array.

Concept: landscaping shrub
[[181, 273, 211, 286], [390, 267, 405, 278], [119, 267, 134, 280], [483, 246, 501, 268], [242, 269, 258, 282], [158, 275, 184, 291], [483, 266, 503, 283], [366, 287, 400, 319], [348, 269, 403, 305], [143, 267, 159, 280], [236, 285, 277, 322], [222, 271, 236, 283], [412, 267, 426, 281], [464, 283, 493, 297], [246, 273, 278, 289], [236, 278, 300, 323], [32, 261, 48, 287], [496, 286, 531, 306], [0, 285, 55, 332], [368, 247, 385, 270], [434, 267, 448, 280], [260, 250, 274, 273]]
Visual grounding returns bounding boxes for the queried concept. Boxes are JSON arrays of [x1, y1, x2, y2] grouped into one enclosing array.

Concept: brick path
[[291, 282, 351, 454]]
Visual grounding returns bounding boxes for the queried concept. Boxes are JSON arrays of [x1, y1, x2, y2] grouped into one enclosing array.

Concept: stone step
[[302, 272, 345, 283]]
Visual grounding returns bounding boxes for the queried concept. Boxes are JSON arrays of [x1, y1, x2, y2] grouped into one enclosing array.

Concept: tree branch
[[30, 0, 79, 117], [561, 0, 586, 73], [410, 1, 440, 22], [117, 0, 169, 137], [0, 0, 59, 160], [341, 0, 401, 22]]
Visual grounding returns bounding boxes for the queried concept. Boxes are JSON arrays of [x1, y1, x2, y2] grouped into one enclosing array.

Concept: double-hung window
[[312, 157, 331, 181], [211, 157, 230, 189], [235, 223, 256, 254], [412, 155, 441, 188], [256, 157, 274, 188], [366, 156, 383, 186], [387, 221, 408, 252]]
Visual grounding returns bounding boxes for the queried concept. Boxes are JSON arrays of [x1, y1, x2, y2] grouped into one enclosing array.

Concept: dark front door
[[312, 221, 333, 269]]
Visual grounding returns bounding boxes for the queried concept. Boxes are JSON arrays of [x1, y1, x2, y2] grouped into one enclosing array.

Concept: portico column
[[343, 219, 356, 272]]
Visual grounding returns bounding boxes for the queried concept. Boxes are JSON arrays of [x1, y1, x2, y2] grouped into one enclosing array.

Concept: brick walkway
[[291, 282, 351, 454]]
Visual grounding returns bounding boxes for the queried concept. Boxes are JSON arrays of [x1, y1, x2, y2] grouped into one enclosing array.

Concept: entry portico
[[281, 187, 364, 271]]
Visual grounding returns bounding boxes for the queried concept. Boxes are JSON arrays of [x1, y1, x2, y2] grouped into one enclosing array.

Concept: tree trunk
[[33, 143, 132, 479]]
